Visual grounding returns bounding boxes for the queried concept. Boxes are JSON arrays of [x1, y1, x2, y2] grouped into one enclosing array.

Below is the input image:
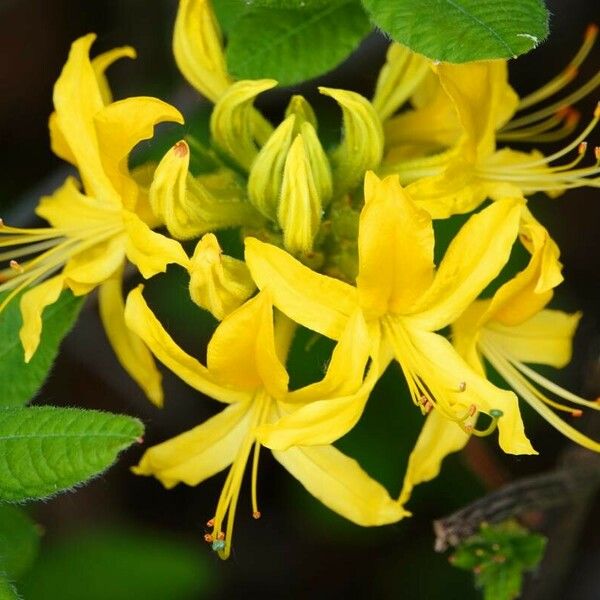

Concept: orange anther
[[173, 140, 188, 158], [204, 534, 213, 543], [571, 409, 583, 418], [217, 532, 225, 540], [468, 404, 477, 417], [594, 146, 600, 161], [578, 141, 588, 155], [585, 23, 599, 40], [594, 102, 600, 119], [253, 511, 261, 520], [206, 518, 215, 527]]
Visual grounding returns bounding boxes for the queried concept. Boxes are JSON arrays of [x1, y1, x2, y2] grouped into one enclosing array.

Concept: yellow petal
[[451, 301, 488, 377], [273, 444, 410, 526], [408, 199, 521, 331], [372, 42, 430, 122], [399, 409, 470, 504], [278, 134, 322, 254], [19, 275, 65, 362], [258, 359, 380, 450], [173, 0, 232, 102], [35, 176, 120, 230], [95, 97, 184, 209], [52, 34, 120, 205], [123, 210, 188, 278], [484, 309, 581, 369], [98, 272, 163, 407], [406, 327, 536, 455], [244, 237, 356, 340], [124, 286, 248, 404], [63, 234, 126, 294], [92, 46, 136, 105], [285, 94, 318, 128], [320, 87, 384, 193], [188, 233, 256, 320], [150, 141, 263, 239], [207, 291, 289, 399], [357, 172, 434, 318], [133, 401, 252, 488], [210, 79, 277, 170]]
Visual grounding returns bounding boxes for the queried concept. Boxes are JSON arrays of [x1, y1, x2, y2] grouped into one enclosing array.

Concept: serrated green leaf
[[361, 0, 549, 62], [0, 506, 40, 580], [0, 575, 19, 600], [0, 407, 143, 502], [244, 0, 332, 7], [0, 290, 83, 408], [226, 1, 372, 86], [20, 528, 212, 600]]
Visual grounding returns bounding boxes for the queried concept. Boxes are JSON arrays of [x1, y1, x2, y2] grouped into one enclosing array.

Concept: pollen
[[173, 140, 188, 158]]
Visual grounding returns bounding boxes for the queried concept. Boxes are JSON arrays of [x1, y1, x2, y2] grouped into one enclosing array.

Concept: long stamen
[[516, 24, 598, 112], [497, 108, 580, 143]]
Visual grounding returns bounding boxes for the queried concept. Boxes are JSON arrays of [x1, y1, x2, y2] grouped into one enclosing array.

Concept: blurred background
[[0, 0, 599, 598]]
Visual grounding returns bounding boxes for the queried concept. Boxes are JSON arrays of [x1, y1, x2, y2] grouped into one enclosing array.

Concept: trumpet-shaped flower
[[125, 286, 408, 560], [381, 27, 600, 218], [0, 34, 187, 405], [245, 172, 535, 461], [452, 220, 600, 452]]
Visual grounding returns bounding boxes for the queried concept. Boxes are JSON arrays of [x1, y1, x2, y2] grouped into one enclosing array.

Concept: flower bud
[[188, 233, 256, 320]]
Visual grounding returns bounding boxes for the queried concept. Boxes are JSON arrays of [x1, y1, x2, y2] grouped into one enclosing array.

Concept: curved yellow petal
[[207, 291, 289, 399], [92, 46, 136, 105], [210, 79, 277, 170], [63, 234, 126, 294], [173, 0, 232, 102], [484, 309, 581, 369], [273, 444, 410, 526], [98, 272, 163, 407], [372, 42, 430, 122], [35, 176, 120, 230], [358, 172, 434, 318], [132, 401, 252, 488], [123, 210, 188, 278], [52, 34, 120, 205], [408, 199, 521, 331], [258, 359, 380, 450], [406, 327, 536, 455], [188, 233, 255, 320], [320, 87, 383, 192], [95, 97, 184, 209], [244, 237, 356, 340], [399, 409, 470, 504], [124, 285, 249, 404], [19, 275, 65, 362]]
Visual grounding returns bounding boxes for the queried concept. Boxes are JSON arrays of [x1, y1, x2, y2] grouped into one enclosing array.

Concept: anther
[[594, 102, 600, 119], [173, 140, 188, 158], [419, 395, 433, 413], [217, 532, 225, 540], [571, 409, 583, 418], [578, 141, 588, 155], [594, 146, 600, 161], [458, 381, 467, 392], [206, 518, 215, 527], [585, 23, 599, 40], [9, 260, 23, 273], [468, 404, 477, 417], [204, 534, 213, 543], [252, 511, 261, 520]]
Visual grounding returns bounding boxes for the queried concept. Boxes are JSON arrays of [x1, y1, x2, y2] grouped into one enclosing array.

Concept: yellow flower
[[381, 29, 600, 218], [0, 34, 187, 406], [245, 172, 535, 461], [452, 220, 600, 452], [125, 286, 407, 559]]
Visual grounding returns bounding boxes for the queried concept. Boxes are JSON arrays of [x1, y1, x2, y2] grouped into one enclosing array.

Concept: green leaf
[[361, 0, 549, 62], [20, 528, 212, 600], [243, 0, 332, 7], [0, 290, 83, 408], [0, 506, 40, 580], [0, 407, 143, 502], [226, 1, 372, 86], [0, 575, 19, 600]]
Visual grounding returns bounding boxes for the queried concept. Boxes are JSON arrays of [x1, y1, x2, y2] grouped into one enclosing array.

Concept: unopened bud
[[188, 233, 256, 320]]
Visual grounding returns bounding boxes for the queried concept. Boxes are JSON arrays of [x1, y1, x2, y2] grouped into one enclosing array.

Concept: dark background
[[1, 1, 599, 598]]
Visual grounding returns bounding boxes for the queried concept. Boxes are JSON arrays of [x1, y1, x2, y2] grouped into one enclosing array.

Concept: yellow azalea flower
[[125, 286, 408, 559], [382, 29, 600, 218], [0, 34, 187, 406], [452, 217, 600, 452], [245, 172, 535, 461]]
